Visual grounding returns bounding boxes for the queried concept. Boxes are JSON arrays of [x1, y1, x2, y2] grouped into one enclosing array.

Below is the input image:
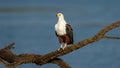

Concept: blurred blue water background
[[0, 0, 120, 68]]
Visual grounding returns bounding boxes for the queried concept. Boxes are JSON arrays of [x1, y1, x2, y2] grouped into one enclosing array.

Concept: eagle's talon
[[58, 48, 61, 51]]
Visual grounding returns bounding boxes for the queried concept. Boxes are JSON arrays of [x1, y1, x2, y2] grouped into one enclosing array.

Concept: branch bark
[[36, 21, 120, 65], [0, 21, 120, 68], [103, 36, 120, 39], [0, 43, 71, 68]]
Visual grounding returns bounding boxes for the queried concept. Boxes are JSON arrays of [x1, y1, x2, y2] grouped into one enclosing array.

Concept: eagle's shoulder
[[66, 24, 73, 31]]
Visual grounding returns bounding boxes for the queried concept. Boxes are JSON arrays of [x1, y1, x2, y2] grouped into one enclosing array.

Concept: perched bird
[[55, 13, 73, 50]]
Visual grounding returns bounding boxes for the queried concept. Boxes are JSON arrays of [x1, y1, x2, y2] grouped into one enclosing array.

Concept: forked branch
[[0, 21, 120, 68]]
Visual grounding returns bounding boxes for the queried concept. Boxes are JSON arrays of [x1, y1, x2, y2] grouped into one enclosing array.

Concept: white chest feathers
[[55, 22, 66, 36]]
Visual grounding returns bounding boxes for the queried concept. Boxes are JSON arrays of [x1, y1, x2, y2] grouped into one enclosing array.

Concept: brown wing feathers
[[66, 24, 73, 44]]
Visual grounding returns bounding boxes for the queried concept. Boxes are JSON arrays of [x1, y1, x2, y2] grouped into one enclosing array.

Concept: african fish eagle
[[55, 13, 73, 50]]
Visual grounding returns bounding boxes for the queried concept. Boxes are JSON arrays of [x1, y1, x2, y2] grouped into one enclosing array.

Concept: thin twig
[[103, 36, 120, 39]]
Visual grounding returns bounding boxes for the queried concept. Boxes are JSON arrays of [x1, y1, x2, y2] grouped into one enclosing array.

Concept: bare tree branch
[[0, 57, 9, 68], [103, 36, 120, 39], [0, 43, 17, 63], [0, 43, 71, 68], [50, 58, 71, 68], [0, 21, 120, 68], [36, 21, 120, 65], [4, 42, 15, 50]]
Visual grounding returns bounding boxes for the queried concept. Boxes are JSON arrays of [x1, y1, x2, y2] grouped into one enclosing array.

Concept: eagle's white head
[[56, 13, 65, 20]]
